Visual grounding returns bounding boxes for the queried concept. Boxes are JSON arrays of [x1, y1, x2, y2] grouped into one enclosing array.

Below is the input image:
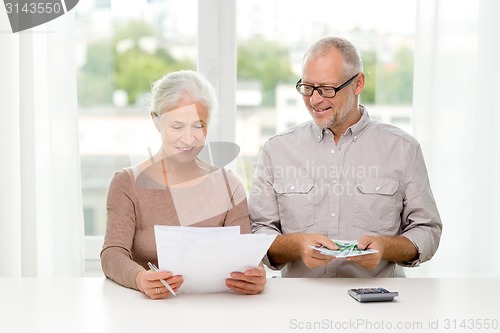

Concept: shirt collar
[[312, 104, 371, 143], [348, 104, 371, 140], [312, 122, 325, 142]]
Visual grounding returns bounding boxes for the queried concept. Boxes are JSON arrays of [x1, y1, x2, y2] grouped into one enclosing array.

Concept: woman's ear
[[151, 112, 160, 131]]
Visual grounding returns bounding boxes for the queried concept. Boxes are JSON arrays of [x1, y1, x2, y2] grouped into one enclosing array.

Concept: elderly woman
[[101, 70, 266, 299]]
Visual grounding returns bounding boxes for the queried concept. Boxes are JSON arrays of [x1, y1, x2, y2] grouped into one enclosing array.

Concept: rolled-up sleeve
[[400, 144, 442, 267]]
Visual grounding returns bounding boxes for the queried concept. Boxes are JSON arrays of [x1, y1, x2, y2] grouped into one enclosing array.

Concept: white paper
[[154, 225, 276, 293]]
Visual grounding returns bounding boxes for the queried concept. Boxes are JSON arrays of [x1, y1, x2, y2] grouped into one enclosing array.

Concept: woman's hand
[[225, 266, 266, 295], [136, 270, 183, 300]]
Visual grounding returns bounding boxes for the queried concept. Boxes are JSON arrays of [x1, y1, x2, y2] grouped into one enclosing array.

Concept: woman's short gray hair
[[149, 70, 217, 123], [303, 36, 363, 75]]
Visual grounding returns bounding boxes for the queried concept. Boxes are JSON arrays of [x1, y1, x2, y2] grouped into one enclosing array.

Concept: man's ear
[[354, 73, 365, 96]]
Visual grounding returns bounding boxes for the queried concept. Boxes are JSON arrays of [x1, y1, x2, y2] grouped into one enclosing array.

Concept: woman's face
[[155, 96, 209, 164]]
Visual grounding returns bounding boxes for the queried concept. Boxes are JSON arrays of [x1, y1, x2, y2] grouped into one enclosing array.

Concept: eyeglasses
[[295, 73, 359, 98]]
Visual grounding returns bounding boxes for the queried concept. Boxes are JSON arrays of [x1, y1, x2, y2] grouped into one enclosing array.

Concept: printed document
[[154, 225, 276, 293]]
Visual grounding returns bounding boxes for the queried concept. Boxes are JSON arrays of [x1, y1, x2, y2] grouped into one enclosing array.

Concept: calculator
[[348, 288, 399, 302]]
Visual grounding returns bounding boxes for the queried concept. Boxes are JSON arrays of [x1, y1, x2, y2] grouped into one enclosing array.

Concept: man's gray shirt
[[249, 106, 442, 278]]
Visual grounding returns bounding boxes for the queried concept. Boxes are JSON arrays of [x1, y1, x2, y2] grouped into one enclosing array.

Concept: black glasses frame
[[295, 73, 359, 98]]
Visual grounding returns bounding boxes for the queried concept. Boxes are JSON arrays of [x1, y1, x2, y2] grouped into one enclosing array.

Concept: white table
[[1, 277, 499, 333]]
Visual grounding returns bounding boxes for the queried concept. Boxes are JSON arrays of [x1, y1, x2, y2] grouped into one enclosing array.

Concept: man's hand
[[297, 234, 339, 268], [347, 235, 418, 269], [346, 236, 384, 269], [267, 233, 339, 268]]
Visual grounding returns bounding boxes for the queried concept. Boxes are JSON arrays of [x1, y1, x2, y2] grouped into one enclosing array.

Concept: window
[[76, 0, 198, 272], [77, 0, 417, 274], [235, 0, 417, 186]]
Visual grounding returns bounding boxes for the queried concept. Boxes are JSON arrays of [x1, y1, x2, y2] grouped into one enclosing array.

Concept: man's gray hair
[[303, 36, 363, 75]]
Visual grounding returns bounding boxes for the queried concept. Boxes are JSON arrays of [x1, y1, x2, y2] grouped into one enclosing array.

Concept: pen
[[147, 262, 176, 296]]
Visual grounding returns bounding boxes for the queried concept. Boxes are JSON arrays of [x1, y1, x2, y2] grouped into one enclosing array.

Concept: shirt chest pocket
[[273, 178, 314, 232], [354, 178, 399, 232]]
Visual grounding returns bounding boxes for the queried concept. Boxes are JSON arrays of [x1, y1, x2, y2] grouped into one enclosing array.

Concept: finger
[[309, 249, 332, 259], [158, 277, 183, 294], [227, 284, 259, 295], [148, 282, 180, 299], [242, 267, 265, 277], [357, 236, 374, 250], [346, 256, 364, 264], [227, 284, 261, 295], [145, 286, 164, 300], [168, 279, 184, 291], [146, 271, 173, 281], [230, 272, 264, 285], [348, 252, 375, 261], [318, 238, 339, 250], [228, 275, 265, 286], [305, 256, 333, 269], [309, 250, 334, 261], [313, 252, 334, 260], [165, 275, 183, 285], [347, 254, 379, 268], [144, 275, 182, 296], [234, 267, 265, 280], [226, 278, 263, 295], [147, 275, 182, 289]]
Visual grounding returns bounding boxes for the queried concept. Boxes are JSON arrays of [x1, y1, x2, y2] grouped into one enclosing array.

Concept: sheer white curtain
[[410, 0, 500, 277], [0, 12, 84, 277]]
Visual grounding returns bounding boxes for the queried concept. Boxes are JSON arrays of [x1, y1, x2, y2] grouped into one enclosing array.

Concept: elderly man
[[249, 36, 442, 278]]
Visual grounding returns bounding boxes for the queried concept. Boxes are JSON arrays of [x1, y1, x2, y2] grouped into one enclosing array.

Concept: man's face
[[301, 48, 358, 132]]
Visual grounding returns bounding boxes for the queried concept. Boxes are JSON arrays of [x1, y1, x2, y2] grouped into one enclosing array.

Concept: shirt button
[[353, 136, 358, 142], [330, 149, 335, 154], [375, 186, 380, 191], [331, 213, 336, 218], [290, 185, 295, 190]]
